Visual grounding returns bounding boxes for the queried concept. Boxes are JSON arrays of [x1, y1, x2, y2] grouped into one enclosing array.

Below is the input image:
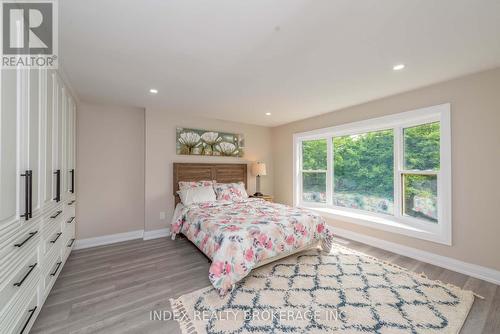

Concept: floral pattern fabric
[[213, 182, 248, 201], [178, 180, 215, 190], [171, 198, 332, 295]]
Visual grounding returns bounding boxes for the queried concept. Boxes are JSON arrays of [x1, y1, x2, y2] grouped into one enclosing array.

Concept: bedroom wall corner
[[144, 109, 274, 232]]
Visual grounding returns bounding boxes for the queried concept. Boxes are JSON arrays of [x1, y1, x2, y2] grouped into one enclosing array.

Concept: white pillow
[[177, 185, 216, 206]]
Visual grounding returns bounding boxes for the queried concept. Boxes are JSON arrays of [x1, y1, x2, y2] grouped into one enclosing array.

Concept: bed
[[170, 163, 332, 295]]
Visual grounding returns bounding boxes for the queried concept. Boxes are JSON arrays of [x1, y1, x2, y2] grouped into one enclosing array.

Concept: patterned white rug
[[170, 244, 474, 334]]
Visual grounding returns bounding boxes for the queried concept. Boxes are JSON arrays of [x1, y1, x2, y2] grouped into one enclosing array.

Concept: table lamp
[[251, 162, 267, 196]]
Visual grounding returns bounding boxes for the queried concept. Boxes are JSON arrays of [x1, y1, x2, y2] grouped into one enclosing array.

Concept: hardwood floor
[[32, 236, 500, 334]]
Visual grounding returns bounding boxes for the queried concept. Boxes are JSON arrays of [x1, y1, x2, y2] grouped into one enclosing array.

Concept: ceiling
[[60, 0, 500, 127]]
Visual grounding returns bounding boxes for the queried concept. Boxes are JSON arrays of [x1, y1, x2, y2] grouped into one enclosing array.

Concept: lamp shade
[[252, 162, 267, 176]]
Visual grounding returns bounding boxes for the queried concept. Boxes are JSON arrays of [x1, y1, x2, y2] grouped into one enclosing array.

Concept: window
[[300, 139, 327, 203], [333, 129, 394, 215], [402, 122, 440, 222], [293, 104, 451, 244]]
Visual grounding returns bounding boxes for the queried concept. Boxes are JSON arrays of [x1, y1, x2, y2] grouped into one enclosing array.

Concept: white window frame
[[293, 103, 451, 245]]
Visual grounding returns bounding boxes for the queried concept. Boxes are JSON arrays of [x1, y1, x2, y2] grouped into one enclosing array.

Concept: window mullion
[[297, 140, 303, 206], [326, 136, 333, 206], [394, 126, 403, 218]]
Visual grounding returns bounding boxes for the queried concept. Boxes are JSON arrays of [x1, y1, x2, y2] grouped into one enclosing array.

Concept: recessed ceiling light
[[149, 88, 158, 94], [393, 64, 405, 71], [265, 112, 271, 116]]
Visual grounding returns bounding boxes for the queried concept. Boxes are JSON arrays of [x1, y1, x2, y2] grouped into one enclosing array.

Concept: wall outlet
[[160, 211, 166, 220]]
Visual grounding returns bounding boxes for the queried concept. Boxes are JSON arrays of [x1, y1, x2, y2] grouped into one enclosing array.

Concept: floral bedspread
[[171, 198, 332, 295]]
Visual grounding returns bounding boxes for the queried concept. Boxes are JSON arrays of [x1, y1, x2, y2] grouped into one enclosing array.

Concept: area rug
[[170, 244, 475, 334]]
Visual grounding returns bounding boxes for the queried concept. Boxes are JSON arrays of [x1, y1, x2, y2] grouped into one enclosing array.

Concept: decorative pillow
[[214, 182, 248, 201], [178, 180, 215, 191], [177, 186, 216, 206]]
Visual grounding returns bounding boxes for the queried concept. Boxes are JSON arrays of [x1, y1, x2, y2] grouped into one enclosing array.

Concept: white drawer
[[0, 227, 40, 286], [66, 198, 76, 216], [0, 221, 23, 262], [8, 285, 38, 334], [62, 214, 76, 260], [46, 208, 64, 225], [0, 252, 39, 315], [43, 251, 63, 297], [43, 223, 63, 258], [63, 235, 76, 261], [64, 215, 76, 234], [0, 268, 39, 334]]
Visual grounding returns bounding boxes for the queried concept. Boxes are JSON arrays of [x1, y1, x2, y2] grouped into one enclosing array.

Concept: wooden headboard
[[173, 163, 248, 205]]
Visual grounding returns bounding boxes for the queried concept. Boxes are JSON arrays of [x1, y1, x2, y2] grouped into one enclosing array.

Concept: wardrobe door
[[51, 74, 61, 203], [28, 68, 41, 216], [60, 87, 68, 198], [65, 95, 74, 194], [54, 78, 66, 201], [41, 70, 54, 209], [0, 69, 21, 227]]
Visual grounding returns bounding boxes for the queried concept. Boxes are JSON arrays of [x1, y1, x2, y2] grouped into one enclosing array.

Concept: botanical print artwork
[[176, 128, 244, 157]]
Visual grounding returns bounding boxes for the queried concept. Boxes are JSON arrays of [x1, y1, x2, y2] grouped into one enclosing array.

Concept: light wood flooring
[[31, 236, 500, 334]]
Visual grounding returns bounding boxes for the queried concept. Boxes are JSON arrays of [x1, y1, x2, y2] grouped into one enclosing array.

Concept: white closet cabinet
[[0, 67, 77, 334]]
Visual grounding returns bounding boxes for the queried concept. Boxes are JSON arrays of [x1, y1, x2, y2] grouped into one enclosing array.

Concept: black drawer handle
[[14, 231, 38, 248], [67, 200, 75, 205], [70, 169, 75, 193], [50, 210, 62, 219], [50, 232, 62, 244], [13, 263, 37, 287], [19, 306, 37, 334], [67, 238, 75, 247], [20, 170, 33, 221], [66, 216, 75, 224], [54, 169, 61, 202], [50, 261, 62, 276]]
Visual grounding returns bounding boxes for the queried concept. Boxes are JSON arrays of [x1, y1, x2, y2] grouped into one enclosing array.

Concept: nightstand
[[250, 195, 273, 202]]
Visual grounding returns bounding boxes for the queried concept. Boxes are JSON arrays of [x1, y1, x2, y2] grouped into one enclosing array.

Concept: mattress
[[171, 198, 332, 295]]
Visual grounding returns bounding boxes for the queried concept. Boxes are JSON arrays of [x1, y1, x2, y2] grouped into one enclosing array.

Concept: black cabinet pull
[[50, 232, 62, 244], [20, 170, 32, 220], [28, 170, 32, 218], [13, 263, 37, 287], [19, 306, 37, 334], [50, 261, 62, 276], [54, 169, 61, 202], [66, 216, 75, 224], [70, 169, 75, 193], [50, 210, 62, 219], [67, 238, 75, 247], [14, 231, 38, 248]]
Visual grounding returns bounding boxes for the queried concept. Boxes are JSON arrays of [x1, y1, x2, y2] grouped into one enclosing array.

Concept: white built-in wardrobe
[[0, 67, 76, 334]]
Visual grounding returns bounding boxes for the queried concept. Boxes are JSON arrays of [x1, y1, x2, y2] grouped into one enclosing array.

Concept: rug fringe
[[170, 297, 198, 334]]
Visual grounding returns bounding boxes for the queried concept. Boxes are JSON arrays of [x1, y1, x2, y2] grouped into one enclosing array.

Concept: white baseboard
[[74, 230, 145, 250], [330, 226, 500, 286], [143, 228, 170, 240], [74, 228, 171, 250]]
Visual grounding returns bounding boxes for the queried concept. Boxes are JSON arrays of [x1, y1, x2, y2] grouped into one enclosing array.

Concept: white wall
[[76, 103, 145, 238]]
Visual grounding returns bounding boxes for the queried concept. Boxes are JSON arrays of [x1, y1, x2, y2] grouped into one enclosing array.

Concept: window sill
[[301, 206, 451, 245]]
